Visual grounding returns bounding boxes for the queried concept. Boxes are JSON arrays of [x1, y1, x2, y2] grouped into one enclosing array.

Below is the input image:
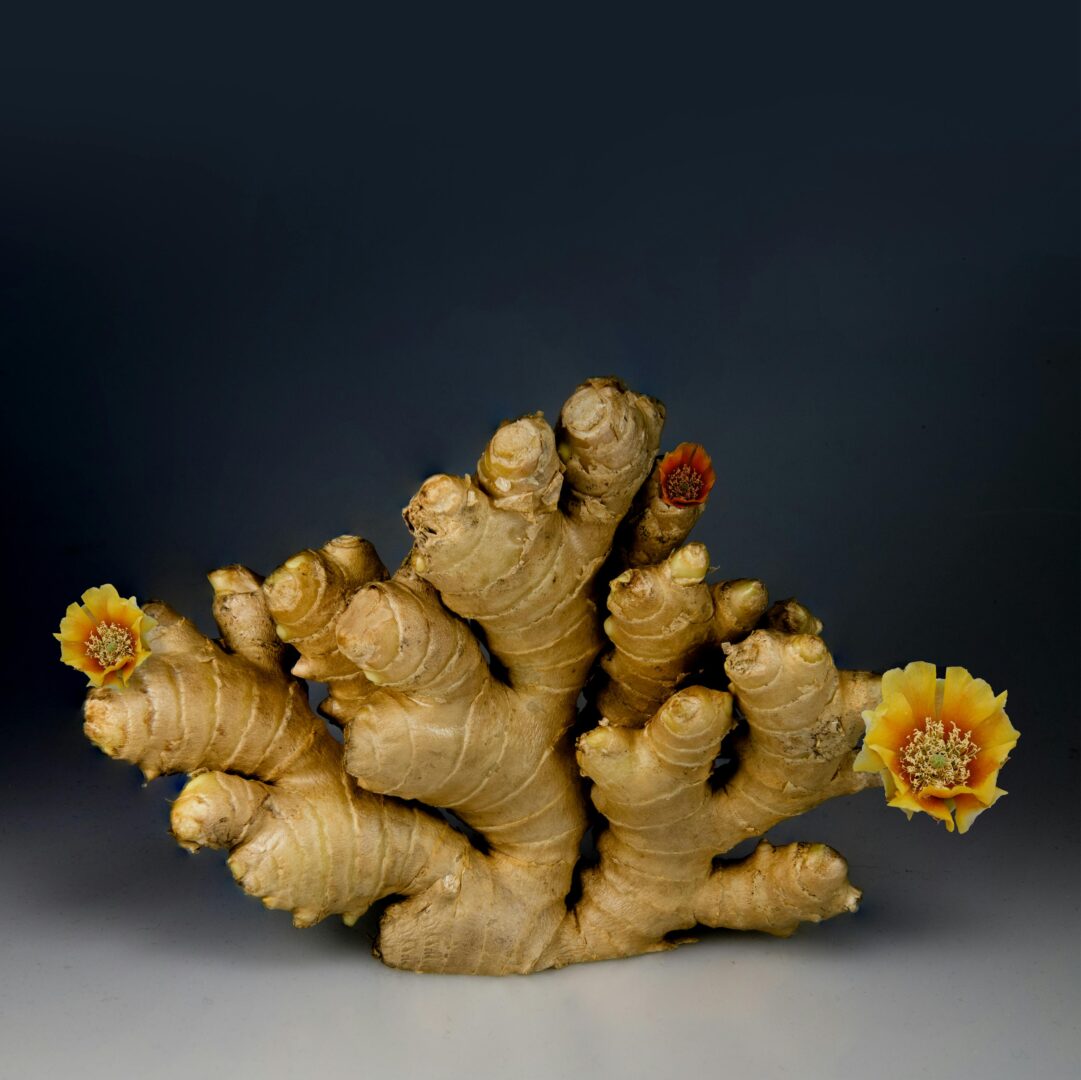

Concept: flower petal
[[965, 716, 1018, 791], [59, 640, 89, 666], [688, 446, 716, 489], [863, 692, 917, 754], [882, 661, 938, 725], [970, 707, 1019, 750], [954, 767, 1008, 805], [80, 584, 120, 621], [56, 603, 97, 641], [918, 782, 969, 801], [853, 744, 885, 773], [942, 666, 1003, 730], [888, 787, 956, 831], [954, 790, 1006, 834]]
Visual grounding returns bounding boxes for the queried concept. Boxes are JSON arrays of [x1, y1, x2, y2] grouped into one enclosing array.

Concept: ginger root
[[72, 376, 891, 974]]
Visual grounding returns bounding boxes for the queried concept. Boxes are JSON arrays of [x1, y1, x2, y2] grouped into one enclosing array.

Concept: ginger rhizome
[[71, 376, 908, 973]]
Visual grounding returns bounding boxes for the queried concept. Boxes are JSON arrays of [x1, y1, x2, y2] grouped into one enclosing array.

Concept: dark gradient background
[[3, 7, 1078, 1079]]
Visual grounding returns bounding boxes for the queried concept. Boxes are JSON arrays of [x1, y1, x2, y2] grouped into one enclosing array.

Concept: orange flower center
[[663, 464, 704, 504], [899, 718, 978, 793], [86, 622, 136, 669]]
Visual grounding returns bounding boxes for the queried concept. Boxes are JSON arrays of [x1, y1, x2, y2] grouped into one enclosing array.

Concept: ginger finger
[[209, 565, 285, 673], [617, 457, 706, 568], [171, 771, 270, 852], [337, 576, 583, 864], [760, 597, 824, 636], [712, 630, 881, 849], [475, 413, 563, 517], [556, 376, 664, 530], [83, 606, 323, 783], [264, 535, 387, 720], [695, 841, 861, 936], [596, 545, 769, 727]]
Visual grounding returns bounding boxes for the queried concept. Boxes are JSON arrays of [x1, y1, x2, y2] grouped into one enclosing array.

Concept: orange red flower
[[855, 661, 1018, 833], [658, 443, 715, 507], [55, 584, 155, 689]]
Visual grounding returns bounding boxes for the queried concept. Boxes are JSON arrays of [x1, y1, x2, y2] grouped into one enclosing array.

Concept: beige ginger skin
[[80, 377, 883, 974]]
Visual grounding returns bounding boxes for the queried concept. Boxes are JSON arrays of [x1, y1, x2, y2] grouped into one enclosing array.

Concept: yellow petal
[[863, 692, 917, 753], [954, 791, 1006, 834], [865, 745, 906, 800], [919, 782, 970, 800], [107, 593, 139, 626], [888, 787, 956, 831], [966, 723, 1018, 793], [853, 745, 885, 773], [882, 770, 897, 799], [59, 640, 88, 665], [80, 584, 120, 621], [84, 665, 107, 688], [970, 708, 1019, 751], [882, 661, 938, 724], [56, 603, 97, 641], [117, 654, 148, 685], [952, 771, 1008, 806], [942, 666, 1003, 729]]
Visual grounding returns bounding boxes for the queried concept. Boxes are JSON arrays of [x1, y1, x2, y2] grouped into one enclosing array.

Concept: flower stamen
[[664, 464, 704, 503], [899, 718, 978, 793], [657, 443, 715, 507], [86, 622, 136, 669]]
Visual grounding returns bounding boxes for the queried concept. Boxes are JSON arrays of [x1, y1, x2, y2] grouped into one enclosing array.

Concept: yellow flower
[[55, 584, 156, 689], [854, 661, 1019, 834]]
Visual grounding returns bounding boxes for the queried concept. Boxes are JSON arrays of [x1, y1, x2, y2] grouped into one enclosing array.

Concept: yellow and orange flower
[[855, 661, 1019, 833], [658, 443, 715, 507], [55, 584, 155, 689]]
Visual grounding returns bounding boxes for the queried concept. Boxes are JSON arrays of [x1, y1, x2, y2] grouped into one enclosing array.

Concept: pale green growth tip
[[669, 544, 710, 584]]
